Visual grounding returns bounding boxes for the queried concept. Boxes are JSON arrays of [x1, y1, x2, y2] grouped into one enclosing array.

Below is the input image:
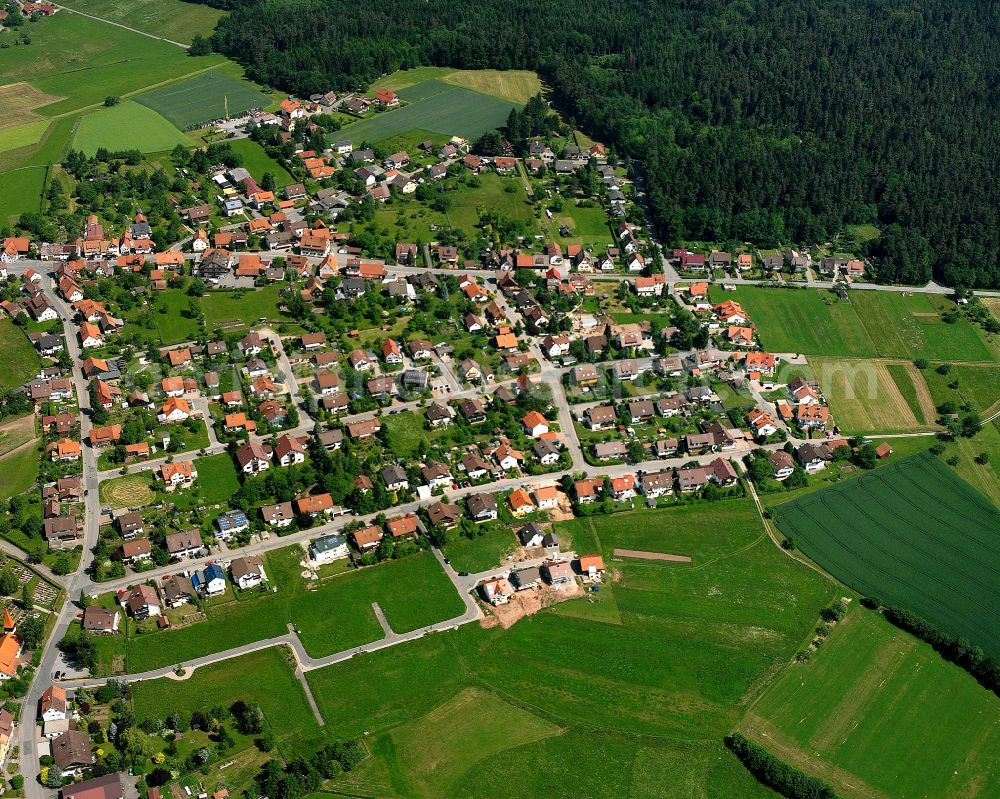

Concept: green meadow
[[57, 0, 224, 44], [73, 101, 189, 155], [716, 286, 997, 361], [745, 608, 1000, 799]]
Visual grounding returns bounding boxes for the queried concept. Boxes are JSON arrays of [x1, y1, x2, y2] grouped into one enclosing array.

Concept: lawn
[[380, 411, 458, 458], [772, 452, 1000, 658], [225, 138, 294, 187], [98, 472, 156, 509], [441, 528, 519, 573], [152, 288, 203, 344], [73, 100, 189, 156], [132, 647, 323, 750], [809, 357, 935, 433], [0, 166, 46, 226], [123, 549, 464, 671], [0, 318, 41, 389], [0, 13, 225, 118], [186, 453, 239, 504], [202, 286, 287, 329], [57, 0, 224, 44], [339, 80, 518, 143], [744, 607, 1000, 799]]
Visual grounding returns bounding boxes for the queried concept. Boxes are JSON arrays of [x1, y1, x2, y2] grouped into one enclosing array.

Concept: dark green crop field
[[773, 452, 1000, 658]]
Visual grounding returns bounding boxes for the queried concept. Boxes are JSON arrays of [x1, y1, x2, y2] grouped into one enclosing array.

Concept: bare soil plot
[[613, 549, 692, 562], [0, 82, 63, 130]]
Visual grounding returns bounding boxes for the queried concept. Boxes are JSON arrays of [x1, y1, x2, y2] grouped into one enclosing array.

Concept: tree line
[[725, 732, 839, 799], [174, 0, 1000, 287], [880, 603, 1000, 697]]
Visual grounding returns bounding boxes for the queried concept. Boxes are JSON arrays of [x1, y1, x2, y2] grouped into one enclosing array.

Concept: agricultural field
[[720, 286, 997, 362], [372, 68, 543, 104], [809, 357, 937, 433], [744, 608, 1000, 799], [772, 452, 1000, 658], [134, 70, 272, 130], [309, 500, 832, 797], [714, 287, 879, 357], [0, 318, 41, 389], [0, 167, 46, 226], [72, 101, 189, 155], [0, 14, 224, 119], [57, 0, 224, 44], [340, 80, 518, 143], [851, 291, 997, 361], [225, 138, 294, 187], [0, 119, 49, 153]]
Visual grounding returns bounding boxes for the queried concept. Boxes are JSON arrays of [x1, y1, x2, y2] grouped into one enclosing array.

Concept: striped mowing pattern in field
[[773, 451, 1000, 658]]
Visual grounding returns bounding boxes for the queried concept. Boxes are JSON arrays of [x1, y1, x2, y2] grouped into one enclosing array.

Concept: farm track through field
[[901, 361, 938, 422], [53, 3, 189, 47]]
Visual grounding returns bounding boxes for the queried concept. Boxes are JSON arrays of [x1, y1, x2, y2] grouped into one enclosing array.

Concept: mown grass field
[[202, 286, 287, 329], [122, 549, 464, 672], [447, 172, 536, 231], [73, 100, 189, 155], [773, 452, 1000, 658], [0, 82, 62, 131], [389, 687, 561, 798], [57, 0, 224, 44], [98, 472, 156, 509], [135, 70, 271, 130], [718, 286, 997, 362], [225, 138, 294, 187], [809, 357, 936, 433], [340, 80, 518, 143], [0, 119, 50, 153], [921, 362, 1000, 416], [744, 608, 1000, 799]]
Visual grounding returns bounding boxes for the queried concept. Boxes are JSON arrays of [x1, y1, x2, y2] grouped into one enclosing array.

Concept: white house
[[309, 534, 349, 564], [231, 556, 267, 589]]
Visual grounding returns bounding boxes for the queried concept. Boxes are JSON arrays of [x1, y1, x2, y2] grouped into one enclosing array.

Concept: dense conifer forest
[[196, 0, 1000, 287]]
